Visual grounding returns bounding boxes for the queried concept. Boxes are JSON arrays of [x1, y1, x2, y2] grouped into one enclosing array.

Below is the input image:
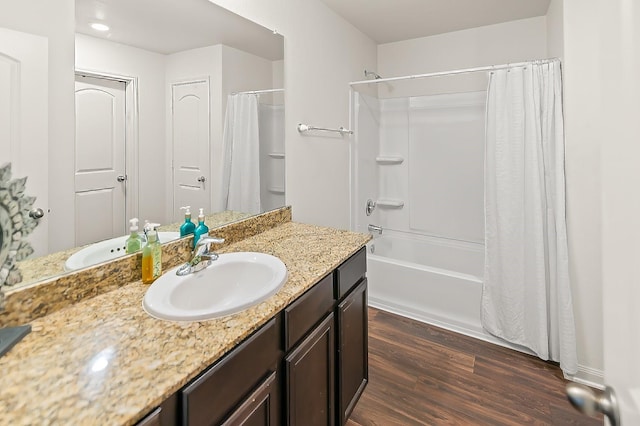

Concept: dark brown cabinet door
[[221, 371, 279, 426], [337, 279, 368, 426], [285, 313, 335, 426]]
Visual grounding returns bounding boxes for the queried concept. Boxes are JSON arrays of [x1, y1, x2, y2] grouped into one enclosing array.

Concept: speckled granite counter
[[0, 221, 370, 425]]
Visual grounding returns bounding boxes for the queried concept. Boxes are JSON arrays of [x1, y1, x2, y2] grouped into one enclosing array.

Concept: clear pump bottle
[[142, 223, 162, 284], [125, 218, 143, 254]]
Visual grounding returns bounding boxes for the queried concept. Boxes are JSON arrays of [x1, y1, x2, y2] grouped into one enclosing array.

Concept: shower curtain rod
[[232, 88, 284, 95], [349, 58, 558, 86]]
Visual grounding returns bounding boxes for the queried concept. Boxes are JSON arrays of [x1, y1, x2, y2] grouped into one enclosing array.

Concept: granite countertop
[[0, 222, 370, 425]]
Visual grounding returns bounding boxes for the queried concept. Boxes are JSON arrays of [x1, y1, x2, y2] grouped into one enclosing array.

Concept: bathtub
[[367, 232, 522, 349]]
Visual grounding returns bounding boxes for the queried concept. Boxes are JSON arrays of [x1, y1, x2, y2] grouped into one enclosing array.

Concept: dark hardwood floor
[[347, 308, 602, 426]]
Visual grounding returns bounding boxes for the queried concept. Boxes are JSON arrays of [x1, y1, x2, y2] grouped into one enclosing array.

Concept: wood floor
[[346, 308, 602, 426]]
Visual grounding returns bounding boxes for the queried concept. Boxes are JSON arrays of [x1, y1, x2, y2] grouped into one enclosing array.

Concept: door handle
[[566, 383, 620, 426], [117, 175, 127, 182], [197, 176, 206, 183], [29, 208, 45, 219]]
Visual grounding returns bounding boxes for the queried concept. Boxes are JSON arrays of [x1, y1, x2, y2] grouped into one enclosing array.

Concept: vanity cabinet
[[137, 248, 367, 426]]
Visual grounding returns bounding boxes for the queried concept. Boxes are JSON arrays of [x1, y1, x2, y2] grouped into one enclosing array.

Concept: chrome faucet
[[368, 224, 383, 235], [175, 236, 225, 276]]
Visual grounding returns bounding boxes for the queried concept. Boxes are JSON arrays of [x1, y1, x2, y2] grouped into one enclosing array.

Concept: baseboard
[[566, 365, 605, 390], [368, 298, 605, 390]]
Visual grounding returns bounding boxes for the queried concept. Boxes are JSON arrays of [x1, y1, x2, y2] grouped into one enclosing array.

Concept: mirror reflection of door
[[0, 27, 48, 256], [171, 79, 211, 223], [74, 74, 126, 246]]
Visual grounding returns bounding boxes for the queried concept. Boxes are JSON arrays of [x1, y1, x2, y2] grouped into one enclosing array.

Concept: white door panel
[[0, 27, 48, 256], [601, 0, 640, 424], [569, 1, 640, 424], [75, 190, 118, 245], [75, 75, 126, 246], [171, 79, 210, 223]]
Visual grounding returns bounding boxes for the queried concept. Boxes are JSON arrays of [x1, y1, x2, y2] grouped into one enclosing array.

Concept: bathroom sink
[[64, 232, 180, 271], [142, 252, 288, 321]]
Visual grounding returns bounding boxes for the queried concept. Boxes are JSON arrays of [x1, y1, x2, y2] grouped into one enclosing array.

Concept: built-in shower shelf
[[376, 156, 404, 165], [376, 199, 404, 208], [268, 152, 285, 159], [268, 186, 285, 194]]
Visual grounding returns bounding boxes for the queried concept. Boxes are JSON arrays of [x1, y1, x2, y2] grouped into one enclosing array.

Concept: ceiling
[[75, 0, 284, 60], [320, 0, 551, 44]]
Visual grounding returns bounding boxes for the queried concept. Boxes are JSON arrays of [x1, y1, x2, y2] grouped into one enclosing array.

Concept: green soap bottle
[[142, 223, 162, 284], [179, 206, 196, 237], [125, 218, 142, 254], [193, 208, 209, 248]]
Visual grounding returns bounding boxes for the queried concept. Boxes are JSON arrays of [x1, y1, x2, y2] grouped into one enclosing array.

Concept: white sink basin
[[142, 252, 288, 321], [64, 232, 180, 271]]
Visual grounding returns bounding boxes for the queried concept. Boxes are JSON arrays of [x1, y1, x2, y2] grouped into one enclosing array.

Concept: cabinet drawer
[[284, 273, 334, 351], [335, 247, 366, 300], [182, 317, 282, 426]]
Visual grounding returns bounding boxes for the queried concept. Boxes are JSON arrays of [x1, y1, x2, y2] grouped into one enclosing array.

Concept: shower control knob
[[29, 208, 45, 219]]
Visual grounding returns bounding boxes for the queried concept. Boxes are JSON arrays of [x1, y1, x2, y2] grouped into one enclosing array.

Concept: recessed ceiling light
[[90, 22, 110, 32]]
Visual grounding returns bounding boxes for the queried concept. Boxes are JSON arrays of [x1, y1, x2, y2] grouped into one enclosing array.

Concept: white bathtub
[[367, 232, 520, 348]]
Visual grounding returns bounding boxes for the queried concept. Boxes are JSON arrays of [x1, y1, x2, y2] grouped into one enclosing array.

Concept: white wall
[[558, 0, 604, 385], [75, 34, 167, 225], [0, 0, 75, 253], [209, 0, 378, 229], [546, 0, 564, 59], [377, 17, 547, 98]]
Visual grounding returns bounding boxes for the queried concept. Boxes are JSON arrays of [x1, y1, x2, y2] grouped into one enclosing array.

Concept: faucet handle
[[196, 236, 224, 246], [194, 236, 225, 254]]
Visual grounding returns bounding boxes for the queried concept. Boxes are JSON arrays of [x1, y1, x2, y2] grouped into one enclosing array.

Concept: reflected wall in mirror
[[0, 0, 285, 290]]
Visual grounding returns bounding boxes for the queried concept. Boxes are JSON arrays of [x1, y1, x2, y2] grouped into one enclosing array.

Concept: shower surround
[[351, 89, 531, 351]]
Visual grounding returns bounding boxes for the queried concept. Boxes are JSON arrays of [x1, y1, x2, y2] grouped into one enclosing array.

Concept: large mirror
[[1, 0, 285, 290]]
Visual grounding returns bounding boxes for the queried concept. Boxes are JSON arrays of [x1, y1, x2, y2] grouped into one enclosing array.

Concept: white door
[[171, 79, 210, 223], [74, 75, 126, 246], [600, 0, 640, 424], [569, 1, 640, 424], [0, 27, 48, 256]]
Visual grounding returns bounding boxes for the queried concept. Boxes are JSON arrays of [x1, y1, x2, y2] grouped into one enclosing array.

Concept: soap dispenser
[[179, 206, 196, 237], [125, 218, 142, 254], [193, 208, 209, 248], [142, 222, 162, 284]]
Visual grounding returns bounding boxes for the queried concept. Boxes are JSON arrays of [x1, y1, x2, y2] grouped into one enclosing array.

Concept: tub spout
[[368, 224, 383, 235]]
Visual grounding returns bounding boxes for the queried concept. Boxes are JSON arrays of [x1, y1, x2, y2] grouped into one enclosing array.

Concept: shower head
[[364, 69, 382, 80]]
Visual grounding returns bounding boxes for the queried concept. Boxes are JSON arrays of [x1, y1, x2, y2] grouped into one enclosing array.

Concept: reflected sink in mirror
[[142, 252, 287, 321], [64, 232, 180, 271]]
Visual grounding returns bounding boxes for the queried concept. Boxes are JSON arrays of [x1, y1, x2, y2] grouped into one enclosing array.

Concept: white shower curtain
[[482, 59, 578, 375], [221, 93, 261, 214]]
